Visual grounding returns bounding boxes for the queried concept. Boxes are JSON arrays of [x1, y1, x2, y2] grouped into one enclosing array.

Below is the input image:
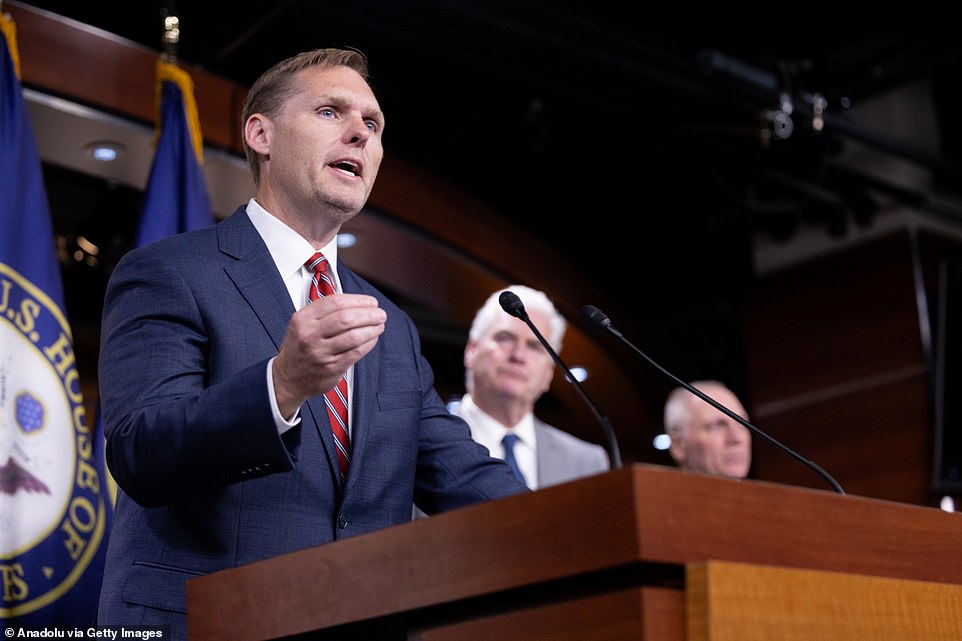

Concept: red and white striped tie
[[305, 252, 351, 477]]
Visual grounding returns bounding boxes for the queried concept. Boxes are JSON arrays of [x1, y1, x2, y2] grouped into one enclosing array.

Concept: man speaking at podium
[[96, 48, 526, 640]]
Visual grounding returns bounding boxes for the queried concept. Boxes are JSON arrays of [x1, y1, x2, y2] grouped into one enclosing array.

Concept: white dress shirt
[[457, 394, 539, 489], [245, 198, 354, 436]]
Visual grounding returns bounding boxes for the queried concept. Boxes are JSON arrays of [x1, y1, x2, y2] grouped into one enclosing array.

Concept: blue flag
[[136, 57, 215, 246], [0, 13, 111, 628]]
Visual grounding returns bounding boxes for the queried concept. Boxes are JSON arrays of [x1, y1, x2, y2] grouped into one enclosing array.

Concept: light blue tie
[[501, 433, 527, 487]]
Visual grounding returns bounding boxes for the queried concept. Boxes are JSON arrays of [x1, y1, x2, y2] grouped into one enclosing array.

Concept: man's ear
[[463, 340, 477, 369], [668, 435, 687, 465], [245, 113, 272, 155]]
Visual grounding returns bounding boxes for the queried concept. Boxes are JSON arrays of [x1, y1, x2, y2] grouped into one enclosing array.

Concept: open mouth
[[330, 159, 360, 177]]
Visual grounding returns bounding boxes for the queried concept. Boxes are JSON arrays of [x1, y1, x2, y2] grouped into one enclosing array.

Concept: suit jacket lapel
[[336, 267, 378, 478], [216, 208, 343, 481], [217, 209, 294, 350]]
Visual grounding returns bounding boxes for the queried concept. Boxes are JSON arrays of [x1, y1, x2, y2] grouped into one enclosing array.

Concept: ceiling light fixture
[[336, 232, 357, 248], [84, 141, 124, 162], [568, 366, 588, 383]]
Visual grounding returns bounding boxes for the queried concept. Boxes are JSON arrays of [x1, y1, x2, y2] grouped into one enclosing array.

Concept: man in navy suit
[[96, 48, 526, 639], [455, 285, 611, 489]]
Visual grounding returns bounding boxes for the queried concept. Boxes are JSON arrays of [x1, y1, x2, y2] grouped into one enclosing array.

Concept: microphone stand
[[582, 305, 844, 495], [500, 292, 622, 469]]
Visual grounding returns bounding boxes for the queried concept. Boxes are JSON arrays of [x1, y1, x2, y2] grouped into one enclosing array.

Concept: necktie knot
[[306, 252, 336, 302], [306, 251, 327, 273]]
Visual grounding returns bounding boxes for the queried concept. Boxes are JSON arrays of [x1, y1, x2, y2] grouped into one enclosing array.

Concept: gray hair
[[468, 285, 566, 352], [663, 380, 728, 437]]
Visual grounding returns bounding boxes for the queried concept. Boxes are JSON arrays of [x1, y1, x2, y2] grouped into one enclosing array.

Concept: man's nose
[[346, 115, 371, 144], [508, 341, 527, 360]]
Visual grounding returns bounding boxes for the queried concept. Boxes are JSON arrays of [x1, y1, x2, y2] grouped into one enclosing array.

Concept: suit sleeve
[[99, 243, 294, 507], [382, 313, 527, 514]]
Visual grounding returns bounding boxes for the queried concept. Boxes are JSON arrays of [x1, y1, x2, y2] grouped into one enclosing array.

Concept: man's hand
[[273, 293, 386, 417]]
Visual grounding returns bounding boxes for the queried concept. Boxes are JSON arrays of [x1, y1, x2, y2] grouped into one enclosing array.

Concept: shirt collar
[[459, 394, 537, 446], [245, 198, 340, 285]]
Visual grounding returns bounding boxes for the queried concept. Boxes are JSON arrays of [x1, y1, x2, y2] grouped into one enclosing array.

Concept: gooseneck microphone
[[499, 291, 622, 469], [581, 304, 845, 495]]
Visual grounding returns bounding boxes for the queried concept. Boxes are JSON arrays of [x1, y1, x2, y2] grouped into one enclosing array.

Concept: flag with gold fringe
[[136, 56, 215, 245], [0, 11, 111, 628]]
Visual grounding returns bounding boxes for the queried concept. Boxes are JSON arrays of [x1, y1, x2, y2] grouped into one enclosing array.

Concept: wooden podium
[[187, 465, 962, 640]]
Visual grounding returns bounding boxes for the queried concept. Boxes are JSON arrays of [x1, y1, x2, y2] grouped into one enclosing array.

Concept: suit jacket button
[[337, 513, 350, 529]]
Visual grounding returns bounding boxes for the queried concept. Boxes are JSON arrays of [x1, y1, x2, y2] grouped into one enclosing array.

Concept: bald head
[[663, 381, 751, 479]]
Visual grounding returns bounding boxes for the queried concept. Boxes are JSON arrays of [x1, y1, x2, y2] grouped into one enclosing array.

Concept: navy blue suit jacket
[[96, 207, 525, 638]]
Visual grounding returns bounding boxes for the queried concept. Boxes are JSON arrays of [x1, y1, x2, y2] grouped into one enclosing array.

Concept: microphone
[[581, 304, 845, 495], [499, 291, 622, 469]]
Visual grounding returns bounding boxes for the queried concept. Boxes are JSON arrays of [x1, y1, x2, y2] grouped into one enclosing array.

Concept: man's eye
[[365, 120, 378, 132], [319, 108, 335, 118]]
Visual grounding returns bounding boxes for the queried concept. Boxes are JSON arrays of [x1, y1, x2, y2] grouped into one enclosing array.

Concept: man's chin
[[493, 383, 527, 399], [329, 200, 365, 221], [321, 188, 370, 220], [724, 463, 750, 478]]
